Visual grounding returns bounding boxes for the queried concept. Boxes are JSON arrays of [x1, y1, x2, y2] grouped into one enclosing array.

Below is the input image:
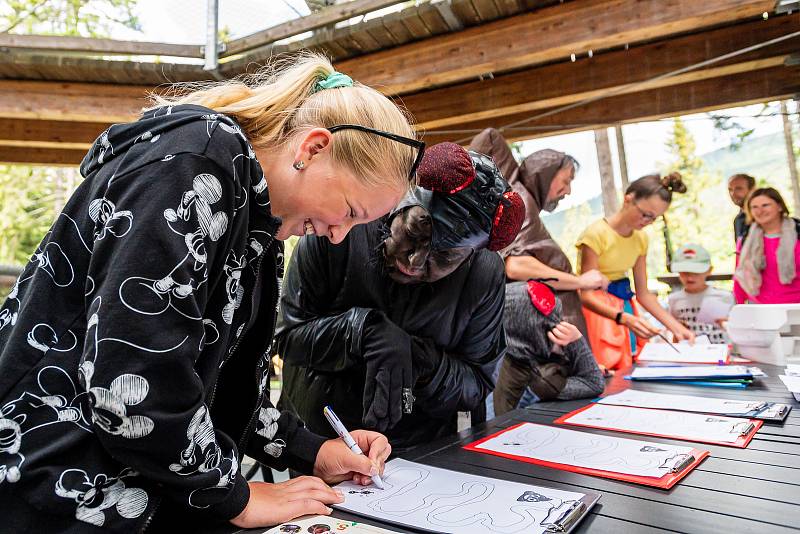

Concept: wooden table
[[230, 364, 800, 533]]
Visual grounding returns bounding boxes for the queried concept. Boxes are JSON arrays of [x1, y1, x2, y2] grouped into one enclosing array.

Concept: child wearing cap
[[668, 244, 734, 343]]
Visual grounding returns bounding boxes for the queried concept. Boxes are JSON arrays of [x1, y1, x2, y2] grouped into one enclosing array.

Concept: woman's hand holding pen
[[314, 429, 392, 486]]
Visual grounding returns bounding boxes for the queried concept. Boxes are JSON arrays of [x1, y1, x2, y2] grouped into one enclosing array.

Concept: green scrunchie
[[315, 71, 353, 91]]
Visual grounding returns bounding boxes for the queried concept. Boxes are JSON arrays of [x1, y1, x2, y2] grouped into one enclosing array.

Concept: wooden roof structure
[[1, 0, 798, 165]]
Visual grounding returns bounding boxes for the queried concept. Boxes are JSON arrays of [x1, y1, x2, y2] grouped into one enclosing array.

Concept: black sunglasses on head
[[328, 124, 425, 182]]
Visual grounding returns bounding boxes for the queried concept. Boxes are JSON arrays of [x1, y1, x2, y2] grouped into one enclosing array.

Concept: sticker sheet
[[263, 515, 400, 534]]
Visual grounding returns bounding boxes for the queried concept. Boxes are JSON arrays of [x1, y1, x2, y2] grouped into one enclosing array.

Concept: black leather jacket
[[276, 222, 506, 452]]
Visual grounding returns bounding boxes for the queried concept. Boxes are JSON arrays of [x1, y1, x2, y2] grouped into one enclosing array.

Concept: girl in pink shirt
[[734, 187, 800, 304]]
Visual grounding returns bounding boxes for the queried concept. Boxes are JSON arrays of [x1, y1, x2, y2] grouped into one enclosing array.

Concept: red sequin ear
[[416, 142, 476, 194], [527, 280, 556, 316], [488, 191, 524, 251]]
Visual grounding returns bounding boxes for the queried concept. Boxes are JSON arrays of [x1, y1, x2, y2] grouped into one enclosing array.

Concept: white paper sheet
[[562, 403, 754, 443], [474, 423, 696, 478], [334, 459, 587, 534], [264, 516, 401, 534], [695, 298, 734, 324], [598, 389, 776, 416], [779, 374, 800, 392], [637, 342, 729, 363], [630, 365, 751, 380]]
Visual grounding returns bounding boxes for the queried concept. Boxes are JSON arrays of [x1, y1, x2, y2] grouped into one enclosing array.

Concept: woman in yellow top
[[576, 173, 695, 370]]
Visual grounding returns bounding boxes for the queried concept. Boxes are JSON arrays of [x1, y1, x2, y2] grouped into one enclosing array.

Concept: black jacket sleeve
[[411, 253, 507, 417], [276, 235, 373, 372], [81, 153, 248, 520]]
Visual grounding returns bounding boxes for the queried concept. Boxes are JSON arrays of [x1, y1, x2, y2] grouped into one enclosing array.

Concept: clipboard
[[465, 422, 709, 490], [596, 389, 792, 422], [637, 341, 731, 364], [334, 458, 600, 534], [628, 365, 753, 381], [555, 404, 762, 448]]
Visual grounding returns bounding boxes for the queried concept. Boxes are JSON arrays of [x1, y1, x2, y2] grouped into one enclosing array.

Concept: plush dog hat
[[395, 142, 525, 251]]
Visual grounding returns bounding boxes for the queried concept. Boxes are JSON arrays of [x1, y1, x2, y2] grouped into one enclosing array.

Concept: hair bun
[[660, 172, 686, 194]]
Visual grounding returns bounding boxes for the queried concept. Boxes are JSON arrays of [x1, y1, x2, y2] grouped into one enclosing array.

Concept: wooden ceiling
[[0, 0, 797, 165]]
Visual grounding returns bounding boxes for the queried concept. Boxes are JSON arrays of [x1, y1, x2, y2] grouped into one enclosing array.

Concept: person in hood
[[276, 142, 525, 452], [493, 280, 604, 417], [469, 128, 609, 335], [0, 53, 423, 532]]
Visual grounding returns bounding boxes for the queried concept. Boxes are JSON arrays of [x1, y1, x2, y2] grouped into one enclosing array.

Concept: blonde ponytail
[[149, 52, 416, 189]]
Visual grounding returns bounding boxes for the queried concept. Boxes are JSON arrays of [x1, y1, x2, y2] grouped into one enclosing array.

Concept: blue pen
[[323, 406, 385, 490]]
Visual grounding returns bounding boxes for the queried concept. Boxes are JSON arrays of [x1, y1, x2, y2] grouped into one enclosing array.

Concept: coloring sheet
[[471, 423, 696, 478], [334, 458, 590, 534], [560, 403, 755, 444], [630, 365, 751, 380], [263, 515, 400, 534], [637, 342, 729, 363], [598, 389, 775, 416]]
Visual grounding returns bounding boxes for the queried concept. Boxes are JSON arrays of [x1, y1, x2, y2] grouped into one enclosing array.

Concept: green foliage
[[645, 118, 736, 281], [1, 0, 140, 36], [0, 164, 72, 266]]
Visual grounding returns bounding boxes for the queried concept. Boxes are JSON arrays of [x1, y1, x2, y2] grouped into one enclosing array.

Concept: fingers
[[355, 430, 391, 468], [281, 498, 333, 520], [362, 372, 377, 426], [283, 476, 338, 496], [365, 370, 390, 430]]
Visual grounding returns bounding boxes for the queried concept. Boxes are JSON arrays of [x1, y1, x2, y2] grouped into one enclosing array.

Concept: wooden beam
[[0, 118, 106, 147], [336, 0, 776, 95], [0, 33, 202, 58], [0, 146, 87, 166], [0, 81, 152, 122], [418, 65, 800, 144], [401, 14, 800, 129], [223, 0, 406, 57]]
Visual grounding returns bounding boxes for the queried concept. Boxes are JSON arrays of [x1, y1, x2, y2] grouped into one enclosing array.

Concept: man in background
[[728, 173, 756, 245]]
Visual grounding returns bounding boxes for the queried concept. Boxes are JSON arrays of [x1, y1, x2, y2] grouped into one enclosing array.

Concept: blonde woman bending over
[[0, 53, 422, 531]]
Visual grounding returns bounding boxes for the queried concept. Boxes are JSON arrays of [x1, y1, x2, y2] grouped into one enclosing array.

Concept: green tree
[[1, 0, 140, 36], [645, 118, 736, 286]]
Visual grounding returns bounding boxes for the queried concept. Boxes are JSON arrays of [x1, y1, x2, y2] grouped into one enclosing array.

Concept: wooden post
[[595, 128, 619, 216], [614, 125, 630, 191], [780, 100, 800, 214]]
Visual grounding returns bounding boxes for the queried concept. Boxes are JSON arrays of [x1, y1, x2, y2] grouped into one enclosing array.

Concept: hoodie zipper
[[138, 495, 162, 533], [207, 234, 271, 410]]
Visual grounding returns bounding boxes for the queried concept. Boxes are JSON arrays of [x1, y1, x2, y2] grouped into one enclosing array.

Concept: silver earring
[[293, 161, 305, 170]]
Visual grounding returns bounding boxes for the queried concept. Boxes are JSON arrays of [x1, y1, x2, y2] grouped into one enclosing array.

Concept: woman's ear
[[293, 128, 332, 166], [623, 192, 634, 204]]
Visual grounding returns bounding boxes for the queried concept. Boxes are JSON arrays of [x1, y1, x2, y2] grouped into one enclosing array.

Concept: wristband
[[614, 311, 624, 325]]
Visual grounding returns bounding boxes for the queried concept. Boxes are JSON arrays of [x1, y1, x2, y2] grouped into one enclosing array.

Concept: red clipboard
[[554, 404, 762, 448], [465, 423, 708, 489]]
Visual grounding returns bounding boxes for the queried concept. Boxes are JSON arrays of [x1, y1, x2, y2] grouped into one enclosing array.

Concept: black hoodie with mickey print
[[0, 105, 325, 532]]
